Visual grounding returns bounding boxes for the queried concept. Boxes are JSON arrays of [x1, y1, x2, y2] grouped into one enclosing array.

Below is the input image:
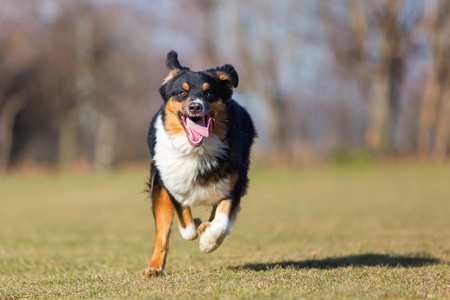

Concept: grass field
[[1, 163, 449, 299]]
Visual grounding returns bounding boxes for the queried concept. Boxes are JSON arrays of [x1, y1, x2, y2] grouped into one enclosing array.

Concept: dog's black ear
[[162, 50, 189, 84], [166, 51, 183, 71], [214, 64, 239, 88]]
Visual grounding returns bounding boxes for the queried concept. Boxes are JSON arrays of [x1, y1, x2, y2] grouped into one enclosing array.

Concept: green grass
[[1, 164, 449, 299]]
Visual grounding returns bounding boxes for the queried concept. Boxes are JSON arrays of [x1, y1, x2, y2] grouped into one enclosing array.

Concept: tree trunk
[[263, 90, 288, 156], [365, 72, 390, 153], [386, 57, 403, 153], [418, 0, 450, 157], [0, 94, 26, 174], [58, 108, 79, 171], [93, 112, 117, 171], [433, 89, 450, 159], [418, 66, 440, 155], [0, 95, 27, 174]]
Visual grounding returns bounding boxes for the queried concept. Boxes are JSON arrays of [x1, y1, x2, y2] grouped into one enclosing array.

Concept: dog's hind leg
[[175, 206, 201, 241], [142, 184, 175, 278]]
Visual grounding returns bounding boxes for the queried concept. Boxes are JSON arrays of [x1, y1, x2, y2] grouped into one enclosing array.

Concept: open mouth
[[180, 114, 215, 147]]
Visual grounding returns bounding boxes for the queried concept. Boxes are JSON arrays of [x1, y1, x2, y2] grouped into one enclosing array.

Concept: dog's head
[[159, 51, 238, 147]]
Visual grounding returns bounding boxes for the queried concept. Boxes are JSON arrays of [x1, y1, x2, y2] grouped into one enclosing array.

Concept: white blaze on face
[[191, 98, 205, 111]]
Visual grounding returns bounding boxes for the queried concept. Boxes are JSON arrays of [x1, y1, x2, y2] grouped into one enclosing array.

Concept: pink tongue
[[186, 118, 215, 138]]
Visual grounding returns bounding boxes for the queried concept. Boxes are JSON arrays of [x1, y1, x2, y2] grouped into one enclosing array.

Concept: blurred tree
[[418, 0, 450, 159], [0, 24, 36, 174], [322, 0, 421, 154], [0, 1, 156, 172], [1, 0, 448, 170], [38, 7, 79, 170], [229, 0, 296, 158]]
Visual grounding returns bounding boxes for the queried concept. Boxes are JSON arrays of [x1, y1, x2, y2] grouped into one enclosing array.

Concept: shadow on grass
[[229, 254, 442, 271]]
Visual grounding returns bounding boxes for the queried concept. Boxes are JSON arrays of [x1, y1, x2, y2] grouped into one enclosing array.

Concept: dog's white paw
[[179, 222, 199, 241], [198, 213, 230, 253]]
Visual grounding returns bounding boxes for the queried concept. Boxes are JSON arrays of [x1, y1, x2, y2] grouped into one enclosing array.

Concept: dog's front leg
[[142, 185, 175, 277], [198, 199, 239, 253], [176, 206, 201, 241]]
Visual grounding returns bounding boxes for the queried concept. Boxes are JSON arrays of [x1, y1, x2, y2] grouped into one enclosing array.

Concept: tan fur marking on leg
[[144, 187, 175, 277], [176, 207, 200, 240], [179, 207, 193, 228], [216, 199, 232, 215]]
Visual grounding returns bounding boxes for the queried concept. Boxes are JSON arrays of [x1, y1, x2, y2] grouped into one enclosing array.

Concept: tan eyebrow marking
[[202, 83, 210, 91], [182, 82, 190, 91]]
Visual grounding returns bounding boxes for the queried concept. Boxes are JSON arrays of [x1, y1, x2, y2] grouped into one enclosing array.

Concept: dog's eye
[[180, 91, 187, 97], [205, 91, 212, 97]]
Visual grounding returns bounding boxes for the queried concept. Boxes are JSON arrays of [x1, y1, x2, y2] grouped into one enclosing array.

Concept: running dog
[[142, 51, 255, 277]]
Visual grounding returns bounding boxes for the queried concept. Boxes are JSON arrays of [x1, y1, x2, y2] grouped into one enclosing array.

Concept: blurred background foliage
[[0, 0, 449, 173]]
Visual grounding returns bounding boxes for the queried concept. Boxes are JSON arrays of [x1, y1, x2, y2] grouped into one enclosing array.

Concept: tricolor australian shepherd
[[142, 51, 255, 277]]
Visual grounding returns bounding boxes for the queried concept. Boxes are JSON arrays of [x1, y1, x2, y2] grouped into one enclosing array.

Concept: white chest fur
[[153, 114, 230, 207]]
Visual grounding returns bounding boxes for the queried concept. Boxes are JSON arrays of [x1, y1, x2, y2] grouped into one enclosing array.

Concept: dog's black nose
[[188, 102, 203, 114]]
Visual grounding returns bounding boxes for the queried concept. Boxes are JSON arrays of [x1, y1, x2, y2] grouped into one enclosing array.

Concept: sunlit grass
[[1, 164, 449, 298]]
